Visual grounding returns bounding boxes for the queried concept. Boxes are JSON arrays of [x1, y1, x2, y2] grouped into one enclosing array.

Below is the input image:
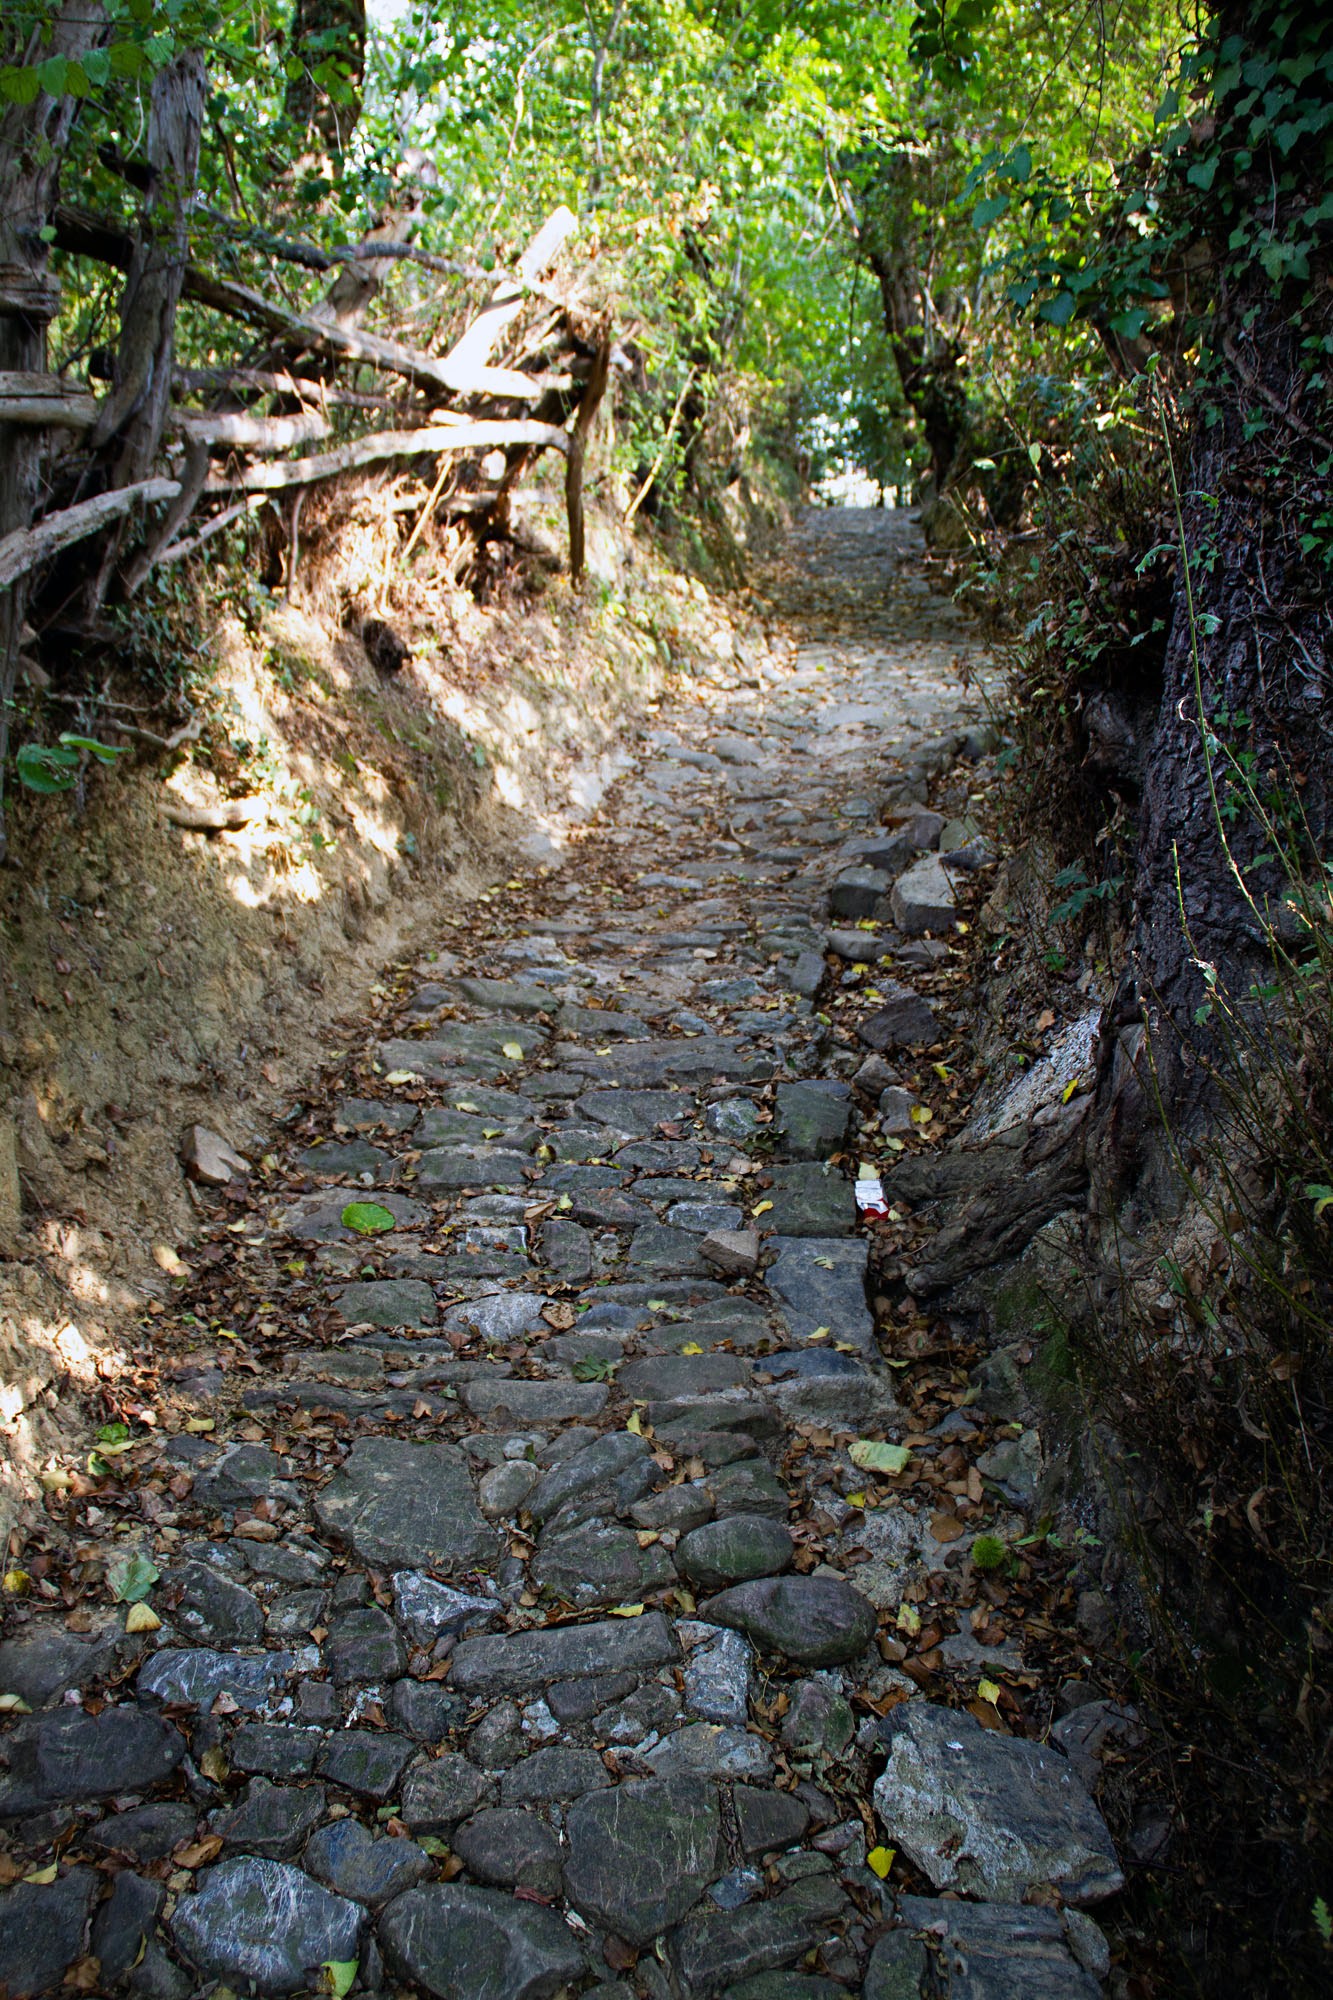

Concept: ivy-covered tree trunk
[[1090, 1, 1333, 1210], [0, 1, 107, 861]]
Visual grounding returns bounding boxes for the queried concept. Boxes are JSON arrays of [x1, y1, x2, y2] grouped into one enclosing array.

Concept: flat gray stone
[[526, 1431, 652, 1524], [702, 1575, 877, 1666], [314, 1437, 498, 1574], [335, 1279, 437, 1328], [873, 1702, 1123, 1906], [316, 1728, 416, 1800], [678, 1515, 794, 1590], [281, 1188, 426, 1242], [461, 1376, 608, 1423], [531, 1523, 674, 1608], [137, 1647, 294, 1712], [231, 1723, 324, 1778], [620, 1352, 751, 1402], [890, 856, 956, 935], [733, 1785, 809, 1857], [479, 1460, 541, 1519], [303, 1817, 432, 1907], [863, 1896, 1102, 1999], [668, 1200, 746, 1234], [452, 1807, 562, 1895], [765, 1236, 874, 1353], [417, 1148, 533, 1188], [856, 982, 937, 1052], [326, 1605, 408, 1685], [0, 1705, 184, 1813], [449, 1611, 677, 1695], [723, 1979, 848, 2000], [0, 1625, 118, 1707], [667, 1894, 815, 1998], [701, 1228, 762, 1277], [570, 1039, 775, 1085], [210, 1777, 326, 1859], [165, 1560, 264, 1644], [393, 1572, 499, 1646], [442, 1293, 549, 1342], [0, 1867, 97, 1997], [171, 1856, 361, 1994], [499, 1745, 613, 1804], [453, 977, 549, 1014], [88, 1801, 198, 1862], [92, 1867, 164, 1981], [762, 1162, 853, 1237], [399, 1753, 495, 1833], [578, 1089, 695, 1134], [829, 867, 888, 920], [627, 1222, 714, 1277], [379, 1883, 585, 2000], [298, 1138, 393, 1178], [681, 1623, 753, 1724], [564, 1776, 719, 1944], [773, 1081, 851, 1160], [645, 1723, 774, 1781]]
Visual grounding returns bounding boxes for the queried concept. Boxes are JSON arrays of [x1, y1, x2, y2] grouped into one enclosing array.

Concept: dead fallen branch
[[205, 420, 571, 493], [0, 479, 180, 592]]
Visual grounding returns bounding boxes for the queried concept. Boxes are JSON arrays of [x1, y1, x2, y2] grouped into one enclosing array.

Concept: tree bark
[[81, 51, 206, 618], [0, 1, 108, 860]]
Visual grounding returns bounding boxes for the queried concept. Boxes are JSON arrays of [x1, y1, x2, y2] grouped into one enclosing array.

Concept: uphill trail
[[0, 510, 1126, 2000]]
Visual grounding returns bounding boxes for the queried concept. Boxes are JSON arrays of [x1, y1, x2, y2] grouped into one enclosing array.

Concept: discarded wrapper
[[855, 1173, 889, 1219]]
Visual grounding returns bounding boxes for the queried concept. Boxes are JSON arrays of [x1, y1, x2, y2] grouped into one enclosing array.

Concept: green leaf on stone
[[321, 1964, 358, 1998], [849, 1439, 911, 1476], [96, 1422, 131, 1445], [108, 1551, 160, 1602], [341, 1202, 396, 1235], [572, 1357, 618, 1382]]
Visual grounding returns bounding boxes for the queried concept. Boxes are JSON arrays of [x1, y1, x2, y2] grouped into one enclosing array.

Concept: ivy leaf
[[1038, 290, 1077, 326], [341, 1202, 396, 1235], [320, 1964, 358, 1999], [108, 1551, 160, 1603], [972, 193, 1009, 230]]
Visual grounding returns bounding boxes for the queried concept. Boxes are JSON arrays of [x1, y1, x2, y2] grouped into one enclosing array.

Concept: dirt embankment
[[0, 488, 780, 1532]]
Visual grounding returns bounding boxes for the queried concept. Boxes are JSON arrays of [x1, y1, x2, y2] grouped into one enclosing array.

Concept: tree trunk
[[1089, 11, 1333, 1216], [0, 1, 107, 861], [83, 50, 207, 615]]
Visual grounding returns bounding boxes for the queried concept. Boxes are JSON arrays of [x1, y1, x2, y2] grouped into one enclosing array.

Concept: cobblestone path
[[0, 511, 1121, 1999]]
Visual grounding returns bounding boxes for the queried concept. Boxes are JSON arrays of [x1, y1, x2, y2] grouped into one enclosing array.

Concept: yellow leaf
[[185, 1418, 215, 1434], [216, 1328, 238, 1341], [673, 1585, 696, 1615], [978, 1678, 1002, 1706], [932, 1063, 950, 1081], [681, 1342, 704, 1355], [626, 1410, 644, 1436], [502, 1042, 524, 1059], [845, 1491, 867, 1509], [753, 1199, 773, 1215], [482, 1127, 503, 1139], [897, 1602, 921, 1637], [850, 1438, 910, 1475], [125, 1602, 161, 1633], [0, 1692, 31, 1713], [383, 1070, 420, 1085], [454, 1101, 481, 1113], [3, 1571, 31, 1596], [1063, 1077, 1082, 1103], [608, 1603, 644, 1618], [867, 1845, 895, 1880], [199, 1745, 229, 1782], [910, 1104, 933, 1125], [806, 1328, 829, 1342], [24, 1863, 58, 1885]]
